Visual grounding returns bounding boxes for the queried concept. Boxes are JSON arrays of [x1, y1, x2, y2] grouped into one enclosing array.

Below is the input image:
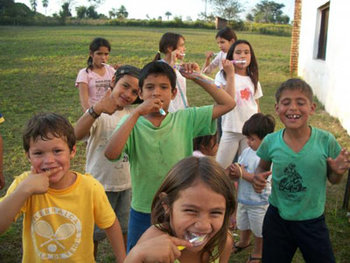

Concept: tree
[[42, 0, 48, 14], [76, 6, 87, 19], [30, 0, 37, 12], [59, 2, 72, 20], [116, 5, 128, 19], [109, 8, 118, 19], [250, 0, 289, 24], [86, 5, 99, 19], [209, 0, 243, 20], [165, 11, 172, 20]]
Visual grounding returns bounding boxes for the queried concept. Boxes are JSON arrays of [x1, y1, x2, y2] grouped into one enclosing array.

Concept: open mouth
[[184, 232, 208, 247], [287, 114, 301, 120]]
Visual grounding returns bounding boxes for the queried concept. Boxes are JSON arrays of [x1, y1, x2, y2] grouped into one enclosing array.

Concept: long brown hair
[[151, 156, 235, 262]]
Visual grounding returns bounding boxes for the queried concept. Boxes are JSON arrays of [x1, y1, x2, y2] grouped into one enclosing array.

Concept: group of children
[[0, 27, 350, 263]]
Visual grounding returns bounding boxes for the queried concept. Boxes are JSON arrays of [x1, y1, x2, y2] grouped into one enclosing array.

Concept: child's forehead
[[278, 88, 312, 101], [143, 73, 171, 84], [30, 134, 68, 147]]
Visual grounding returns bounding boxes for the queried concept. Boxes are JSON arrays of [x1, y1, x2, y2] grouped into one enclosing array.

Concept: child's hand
[[222, 59, 235, 77], [94, 88, 120, 115], [205, 51, 214, 60], [253, 171, 272, 193], [127, 235, 191, 263], [22, 167, 62, 195], [135, 99, 163, 116], [226, 163, 241, 180], [327, 148, 350, 175], [179, 63, 200, 79]]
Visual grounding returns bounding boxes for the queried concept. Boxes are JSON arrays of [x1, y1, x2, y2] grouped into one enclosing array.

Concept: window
[[317, 2, 330, 60]]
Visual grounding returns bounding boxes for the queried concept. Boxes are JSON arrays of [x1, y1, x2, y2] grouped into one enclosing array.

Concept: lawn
[[0, 26, 349, 262]]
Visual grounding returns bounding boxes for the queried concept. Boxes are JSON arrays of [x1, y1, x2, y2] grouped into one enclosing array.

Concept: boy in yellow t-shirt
[[0, 113, 125, 262]]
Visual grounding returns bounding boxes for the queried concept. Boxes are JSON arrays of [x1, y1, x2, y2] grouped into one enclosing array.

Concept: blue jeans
[[127, 208, 151, 253]]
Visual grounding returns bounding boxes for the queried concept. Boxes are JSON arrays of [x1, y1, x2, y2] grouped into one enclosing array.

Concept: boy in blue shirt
[[253, 78, 350, 263], [105, 60, 236, 251]]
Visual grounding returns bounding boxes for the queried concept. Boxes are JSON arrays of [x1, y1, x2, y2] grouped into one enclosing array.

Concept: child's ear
[[159, 192, 170, 213], [25, 151, 31, 162], [274, 103, 279, 113], [171, 87, 177, 100], [139, 88, 143, 100], [310, 102, 317, 115], [70, 145, 77, 159]]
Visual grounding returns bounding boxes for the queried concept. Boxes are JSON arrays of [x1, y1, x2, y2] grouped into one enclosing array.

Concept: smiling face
[[168, 180, 226, 252], [90, 46, 110, 67], [216, 37, 234, 53], [27, 135, 76, 189], [140, 73, 177, 112], [111, 75, 139, 108], [275, 89, 316, 131]]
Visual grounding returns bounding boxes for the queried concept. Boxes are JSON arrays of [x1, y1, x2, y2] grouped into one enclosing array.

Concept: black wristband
[[87, 106, 100, 119]]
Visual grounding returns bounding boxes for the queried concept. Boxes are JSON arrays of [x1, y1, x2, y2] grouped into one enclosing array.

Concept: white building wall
[[298, 0, 350, 134]]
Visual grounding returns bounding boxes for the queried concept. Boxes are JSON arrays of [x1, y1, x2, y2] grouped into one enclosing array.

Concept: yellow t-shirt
[[1, 171, 116, 262]]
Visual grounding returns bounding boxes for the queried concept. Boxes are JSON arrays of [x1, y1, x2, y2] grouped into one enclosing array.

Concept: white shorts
[[236, 203, 269, 237]]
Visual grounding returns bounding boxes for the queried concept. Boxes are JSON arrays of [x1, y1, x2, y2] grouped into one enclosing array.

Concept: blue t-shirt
[[257, 127, 341, 220]]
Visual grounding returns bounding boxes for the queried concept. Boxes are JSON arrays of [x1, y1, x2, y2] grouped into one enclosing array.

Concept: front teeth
[[287, 114, 301, 119]]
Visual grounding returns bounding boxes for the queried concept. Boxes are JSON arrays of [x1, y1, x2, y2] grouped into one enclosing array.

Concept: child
[[104, 60, 236, 251], [216, 40, 262, 169], [202, 26, 237, 74], [76, 37, 116, 111], [253, 79, 350, 263], [228, 113, 275, 263], [139, 156, 235, 263], [154, 32, 188, 112], [193, 133, 219, 157], [0, 113, 126, 262], [0, 112, 4, 189], [74, 65, 140, 256]]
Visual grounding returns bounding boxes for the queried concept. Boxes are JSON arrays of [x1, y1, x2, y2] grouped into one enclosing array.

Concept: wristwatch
[[87, 106, 100, 119]]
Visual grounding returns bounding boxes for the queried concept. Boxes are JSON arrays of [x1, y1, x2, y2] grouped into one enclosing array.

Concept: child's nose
[[194, 216, 211, 231], [44, 153, 55, 163]]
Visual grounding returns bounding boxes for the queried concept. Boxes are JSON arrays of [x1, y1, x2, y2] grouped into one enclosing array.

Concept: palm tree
[[165, 11, 172, 20]]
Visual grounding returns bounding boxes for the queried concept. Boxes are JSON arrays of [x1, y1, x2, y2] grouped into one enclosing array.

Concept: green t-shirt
[[114, 106, 216, 213], [257, 127, 341, 220]]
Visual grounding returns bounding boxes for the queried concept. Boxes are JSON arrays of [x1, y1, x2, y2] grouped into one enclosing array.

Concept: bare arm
[[78, 83, 90, 112], [0, 168, 61, 234], [105, 219, 126, 263], [327, 148, 350, 184], [104, 99, 163, 160], [201, 51, 214, 73], [219, 232, 234, 263], [180, 62, 235, 120]]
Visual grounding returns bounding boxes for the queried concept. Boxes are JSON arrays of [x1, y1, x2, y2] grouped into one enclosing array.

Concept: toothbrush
[[175, 65, 221, 89], [159, 108, 166, 116], [177, 235, 206, 251]]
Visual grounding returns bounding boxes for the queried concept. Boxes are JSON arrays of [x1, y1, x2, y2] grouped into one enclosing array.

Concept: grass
[[0, 26, 349, 262]]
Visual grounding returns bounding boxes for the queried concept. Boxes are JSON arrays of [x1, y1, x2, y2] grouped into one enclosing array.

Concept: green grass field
[[0, 26, 349, 263]]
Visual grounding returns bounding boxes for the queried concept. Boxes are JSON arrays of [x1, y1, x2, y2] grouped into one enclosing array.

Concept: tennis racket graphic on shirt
[[34, 220, 76, 252]]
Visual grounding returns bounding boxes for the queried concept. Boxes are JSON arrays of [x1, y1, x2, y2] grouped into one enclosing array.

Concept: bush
[[243, 22, 292, 36]]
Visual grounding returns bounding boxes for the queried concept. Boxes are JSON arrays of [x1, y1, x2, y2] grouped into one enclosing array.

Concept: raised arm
[[0, 168, 61, 234], [327, 148, 350, 184], [104, 98, 163, 160], [74, 88, 118, 140], [180, 62, 235, 120]]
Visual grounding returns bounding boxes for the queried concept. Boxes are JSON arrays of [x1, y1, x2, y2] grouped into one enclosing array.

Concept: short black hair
[[139, 61, 176, 91], [23, 113, 76, 152], [275, 78, 313, 103], [242, 113, 275, 140]]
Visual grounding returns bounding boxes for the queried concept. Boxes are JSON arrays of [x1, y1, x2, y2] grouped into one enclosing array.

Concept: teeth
[[287, 114, 301, 119], [185, 232, 207, 247]]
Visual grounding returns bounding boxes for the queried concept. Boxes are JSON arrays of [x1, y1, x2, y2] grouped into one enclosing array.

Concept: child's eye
[[183, 209, 197, 214], [210, 211, 224, 217], [33, 151, 42, 156], [53, 149, 63, 154]]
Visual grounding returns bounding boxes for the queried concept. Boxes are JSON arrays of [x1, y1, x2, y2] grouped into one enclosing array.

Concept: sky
[[16, 0, 295, 21]]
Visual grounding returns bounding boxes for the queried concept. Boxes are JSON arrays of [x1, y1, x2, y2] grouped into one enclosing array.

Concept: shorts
[[236, 203, 268, 237], [93, 189, 131, 241]]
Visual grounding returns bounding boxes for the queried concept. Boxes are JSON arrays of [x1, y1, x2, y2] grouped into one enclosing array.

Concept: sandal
[[232, 241, 251, 253], [247, 254, 262, 263]]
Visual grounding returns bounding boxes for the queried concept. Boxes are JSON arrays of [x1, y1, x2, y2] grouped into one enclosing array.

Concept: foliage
[[59, 2, 72, 20], [165, 11, 172, 20], [244, 22, 291, 36], [29, 0, 37, 12], [42, 0, 48, 9], [209, 0, 243, 20], [76, 6, 87, 19], [249, 0, 290, 24], [116, 5, 128, 19]]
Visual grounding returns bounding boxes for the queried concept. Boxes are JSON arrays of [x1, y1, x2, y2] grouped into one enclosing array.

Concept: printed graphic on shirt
[[240, 88, 251, 101], [95, 79, 110, 98], [279, 163, 307, 194], [31, 207, 82, 260]]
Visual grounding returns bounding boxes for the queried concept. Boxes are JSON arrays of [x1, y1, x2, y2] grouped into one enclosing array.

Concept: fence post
[[342, 169, 350, 210]]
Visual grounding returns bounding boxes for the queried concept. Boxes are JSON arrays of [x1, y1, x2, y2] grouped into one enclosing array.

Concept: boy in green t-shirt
[[253, 78, 350, 262], [105, 60, 236, 251]]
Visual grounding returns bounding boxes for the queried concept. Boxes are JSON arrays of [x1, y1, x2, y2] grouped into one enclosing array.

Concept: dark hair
[[151, 156, 235, 262], [112, 65, 142, 104], [86, 37, 111, 72], [154, 32, 185, 61], [275, 78, 314, 103], [23, 113, 76, 153], [139, 61, 177, 91], [193, 133, 218, 152], [216, 26, 237, 42], [242, 113, 275, 140], [226, 39, 259, 92]]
